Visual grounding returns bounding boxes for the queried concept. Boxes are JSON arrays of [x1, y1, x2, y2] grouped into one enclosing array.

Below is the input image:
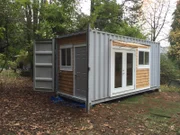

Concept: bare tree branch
[[155, 0, 170, 40], [156, 0, 165, 29], [142, 0, 171, 41]]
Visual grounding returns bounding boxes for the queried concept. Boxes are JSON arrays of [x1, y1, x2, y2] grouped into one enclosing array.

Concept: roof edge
[[56, 31, 86, 39], [90, 29, 160, 46]]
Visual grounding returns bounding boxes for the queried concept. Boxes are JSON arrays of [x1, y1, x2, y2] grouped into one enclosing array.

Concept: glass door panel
[[127, 53, 133, 86], [115, 52, 122, 88]]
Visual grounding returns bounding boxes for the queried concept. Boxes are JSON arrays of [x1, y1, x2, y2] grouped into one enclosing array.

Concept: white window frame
[[60, 44, 72, 71], [138, 48, 150, 69]]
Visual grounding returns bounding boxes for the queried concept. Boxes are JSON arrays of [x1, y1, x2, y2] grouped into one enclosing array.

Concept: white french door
[[110, 48, 136, 96]]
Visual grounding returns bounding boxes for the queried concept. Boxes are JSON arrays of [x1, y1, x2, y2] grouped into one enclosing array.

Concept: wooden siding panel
[[58, 34, 86, 45], [136, 69, 150, 89], [112, 41, 149, 49], [59, 71, 73, 95], [58, 33, 86, 95]]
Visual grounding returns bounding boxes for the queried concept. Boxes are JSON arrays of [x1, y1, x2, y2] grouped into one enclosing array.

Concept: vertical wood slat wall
[[57, 34, 86, 95]]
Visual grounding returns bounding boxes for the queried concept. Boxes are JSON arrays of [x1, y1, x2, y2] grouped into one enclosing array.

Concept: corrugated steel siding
[[88, 30, 160, 103], [34, 39, 54, 92], [150, 44, 160, 88]]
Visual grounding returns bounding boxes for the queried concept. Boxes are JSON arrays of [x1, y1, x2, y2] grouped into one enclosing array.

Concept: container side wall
[[88, 30, 160, 103]]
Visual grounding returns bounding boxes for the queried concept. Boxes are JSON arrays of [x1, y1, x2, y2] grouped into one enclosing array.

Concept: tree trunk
[[33, 0, 38, 40]]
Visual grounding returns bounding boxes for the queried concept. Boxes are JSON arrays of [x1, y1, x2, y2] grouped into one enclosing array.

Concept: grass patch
[[140, 97, 180, 133], [144, 113, 169, 124], [142, 106, 180, 133], [0, 70, 20, 78], [161, 85, 180, 92], [121, 95, 145, 104], [143, 114, 170, 134], [151, 97, 180, 106], [149, 108, 174, 118], [146, 96, 180, 118]]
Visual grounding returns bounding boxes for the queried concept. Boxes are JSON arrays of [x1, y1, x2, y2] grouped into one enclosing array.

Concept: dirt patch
[[0, 77, 180, 135], [158, 92, 180, 102]]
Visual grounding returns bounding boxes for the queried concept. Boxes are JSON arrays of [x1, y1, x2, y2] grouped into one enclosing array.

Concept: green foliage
[[6, 49, 29, 72], [122, 0, 143, 26], [16, 50, 29, 66], [0, 0, 147, 75], [104, 22, 146, 39], [91, 0, 123, 30], [169, 1, 180, 66], [90, 0, 145, 39], [74, 13, 90, 31], [36, 2, 75, 38], [0, 27, 5, 39], [0, 53, 6, 68], [161, 85, 180, 92], [160, 54, 178, 84], [0, 0, 27, 73], [0, 70, 20, 78], [36, 20, 54, 39], [8, 61, 17, 71], [0, 0, 25, 49], [0, 0, 79, 74], [170, 1, 180, 32], [168, 42, 180, 63]]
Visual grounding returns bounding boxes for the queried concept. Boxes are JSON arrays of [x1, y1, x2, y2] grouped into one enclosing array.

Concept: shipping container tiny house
[[34, 28, 160, 112]]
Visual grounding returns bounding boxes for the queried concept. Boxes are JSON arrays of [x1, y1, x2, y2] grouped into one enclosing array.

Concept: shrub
[[160, 54, 178, 84], [0, 53, 7, 70], [8, 61, 17, 72]]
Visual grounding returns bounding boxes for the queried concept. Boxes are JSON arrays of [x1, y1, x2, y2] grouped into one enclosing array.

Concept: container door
[[34, 39, 55, 92], [111, 49, 135, 96], [75, 46, 87, 99]]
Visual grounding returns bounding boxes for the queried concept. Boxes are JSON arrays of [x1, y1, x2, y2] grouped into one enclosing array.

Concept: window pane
[[145, 52, 149, 65], [139, 51, 144, 65], [115, 52, 122, 88], [127, 53, 133, 86], [61, 49, 66, 66], [67, 48, 71, 66]]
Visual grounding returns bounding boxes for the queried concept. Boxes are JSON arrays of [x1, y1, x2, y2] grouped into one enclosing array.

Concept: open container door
[[33, 39, 55, 92]]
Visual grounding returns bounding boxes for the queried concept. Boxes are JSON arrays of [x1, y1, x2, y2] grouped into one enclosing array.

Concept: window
[[60, 47, 72, 71], [138, 49, 149, 68]]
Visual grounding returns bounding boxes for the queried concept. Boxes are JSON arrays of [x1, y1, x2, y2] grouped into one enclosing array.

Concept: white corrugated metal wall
[[150, 44, 160, 88], [88, 29, 160, 104]]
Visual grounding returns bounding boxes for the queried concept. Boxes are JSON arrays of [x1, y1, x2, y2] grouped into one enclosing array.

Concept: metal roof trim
[[56, 31, 86, 39], [90, 29, 160, 46]]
